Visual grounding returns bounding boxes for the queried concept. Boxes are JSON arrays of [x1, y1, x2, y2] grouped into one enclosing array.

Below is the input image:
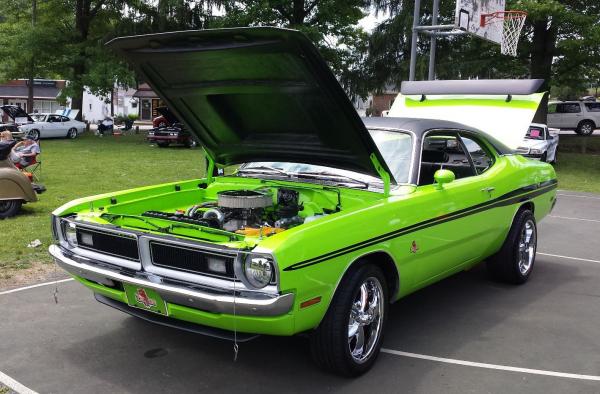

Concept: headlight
[[530, 149, 543, 155], [63, 222, 78, 247], [238, 254, 274, 289]]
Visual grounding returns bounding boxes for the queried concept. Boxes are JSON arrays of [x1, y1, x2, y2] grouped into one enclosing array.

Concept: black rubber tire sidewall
[[67, 128, 78, 139], [0, 200, 22, 219], [156, 141, 170, 148], [310, 264, 389, 377], [577, 121, 595, 136], [28, 129, 40, 140], [541, 152, 548, 162], [487, 209, 537, 284]]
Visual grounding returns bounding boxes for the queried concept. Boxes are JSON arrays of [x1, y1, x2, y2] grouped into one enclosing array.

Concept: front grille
[[76, 228, 139, 261], [149, 241, 236, 279]]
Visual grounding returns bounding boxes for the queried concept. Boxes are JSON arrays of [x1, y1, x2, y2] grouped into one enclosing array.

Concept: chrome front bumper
[[49, 244, 294, 317]]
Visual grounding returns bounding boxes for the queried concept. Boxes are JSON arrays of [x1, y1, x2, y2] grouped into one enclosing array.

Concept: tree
[[217, 0, 372, 98], [0, 0, 65, 111]]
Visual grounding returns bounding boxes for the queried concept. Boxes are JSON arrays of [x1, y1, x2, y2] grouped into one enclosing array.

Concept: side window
[[584, 103, 600, 112], [60, 116, 70, 122], [460, 135, 495, 174], [419, 133, 476, 186], [564, 103, 582, 113]]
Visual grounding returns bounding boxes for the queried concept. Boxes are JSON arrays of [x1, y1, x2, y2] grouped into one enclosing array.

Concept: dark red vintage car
[[148, 107, 197, 148]]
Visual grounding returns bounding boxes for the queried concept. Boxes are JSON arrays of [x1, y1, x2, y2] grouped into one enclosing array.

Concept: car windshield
[[526, 127, 545, 140], [30, 114, 46, 122], [238, 129, 413, 188]]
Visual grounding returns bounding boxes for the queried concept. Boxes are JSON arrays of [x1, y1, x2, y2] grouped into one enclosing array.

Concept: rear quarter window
[[584, 103, 600, 112]]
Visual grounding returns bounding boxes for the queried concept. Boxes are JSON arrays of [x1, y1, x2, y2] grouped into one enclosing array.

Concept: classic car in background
[[547, 100, 600, 136], [49, 28, 557, 377], [23, 112, 85, 139], [147, 106, 197, 148], [0, 105, 31, 139], [516, 124, 559, 163], [0, 141, 45, 218]]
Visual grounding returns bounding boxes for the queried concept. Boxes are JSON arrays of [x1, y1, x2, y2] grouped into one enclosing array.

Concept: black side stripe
[[283, 180, 558, 271]]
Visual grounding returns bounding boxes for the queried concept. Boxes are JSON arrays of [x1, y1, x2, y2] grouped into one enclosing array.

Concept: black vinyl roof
[[362, 116, 513, 155]]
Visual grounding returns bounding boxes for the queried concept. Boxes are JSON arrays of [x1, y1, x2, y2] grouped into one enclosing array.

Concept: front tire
[[0, 200, 22, 219], [576, 120, 595, 136], [487, 209, 537, 284], [156, 141, 170, 148], [67, 128, 78, 139], [28, 129, 40, 140], [310, 264, 388, 377]]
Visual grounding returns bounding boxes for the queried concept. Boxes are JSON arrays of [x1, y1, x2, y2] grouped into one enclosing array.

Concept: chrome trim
[[49, 244, 294, 317], [367, 127, 418, 186], [57, 218, 280, 293]]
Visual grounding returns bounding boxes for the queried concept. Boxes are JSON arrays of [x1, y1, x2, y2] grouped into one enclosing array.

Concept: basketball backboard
[[455, 0, 505, 44]]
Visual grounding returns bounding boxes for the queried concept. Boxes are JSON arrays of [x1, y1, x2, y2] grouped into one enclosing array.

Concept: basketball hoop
[[481, 11, 527, 57]]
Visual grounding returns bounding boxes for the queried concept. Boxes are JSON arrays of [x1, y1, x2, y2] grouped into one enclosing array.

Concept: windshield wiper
[[237, 166, 292, 177], [295, 171, 371, 189]]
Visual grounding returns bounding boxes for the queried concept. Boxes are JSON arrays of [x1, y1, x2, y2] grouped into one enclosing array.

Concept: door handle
[[481, 187, 495, 194]]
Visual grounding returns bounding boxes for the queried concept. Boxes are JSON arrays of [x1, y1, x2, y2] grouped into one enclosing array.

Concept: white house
[[82, 87, 139, 123]]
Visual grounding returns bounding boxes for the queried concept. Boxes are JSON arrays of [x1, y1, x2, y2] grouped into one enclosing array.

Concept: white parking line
[[549, 215, 600, 224], [537, 252, 600, 265], [381, 349, 600, 382], [0, 278, 74, 296], [0, 370, 39, 394], [557, 193, 600, 201]]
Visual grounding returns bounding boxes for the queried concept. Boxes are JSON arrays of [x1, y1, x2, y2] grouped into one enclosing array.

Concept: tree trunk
[[530, 17, 557, 92], [292, 0, 305, 25], [28, 0, 37, 113], [70, 61, 85, 120]]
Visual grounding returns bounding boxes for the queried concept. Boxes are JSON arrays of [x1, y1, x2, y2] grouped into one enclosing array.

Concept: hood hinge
[[369, 153, 391, 197]]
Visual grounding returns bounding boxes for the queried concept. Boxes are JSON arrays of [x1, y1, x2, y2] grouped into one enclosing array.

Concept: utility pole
[[27, 0, 36, 113]]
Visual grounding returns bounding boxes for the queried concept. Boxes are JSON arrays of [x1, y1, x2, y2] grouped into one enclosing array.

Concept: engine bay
[[140, 187, 329, 237]]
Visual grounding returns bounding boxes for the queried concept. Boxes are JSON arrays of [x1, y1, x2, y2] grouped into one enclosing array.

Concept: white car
[[547, 101, 600, 136], [516, 123, 559, 163], [20, 112, 85, 140]]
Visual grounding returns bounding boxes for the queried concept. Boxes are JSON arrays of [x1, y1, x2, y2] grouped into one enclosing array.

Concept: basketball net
[[482, 11, 527, 57]]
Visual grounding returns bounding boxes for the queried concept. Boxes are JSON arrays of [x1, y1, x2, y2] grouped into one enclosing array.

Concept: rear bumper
[[49, 244, 297, 336]]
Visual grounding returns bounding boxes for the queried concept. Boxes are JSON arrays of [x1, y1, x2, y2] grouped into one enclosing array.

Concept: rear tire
[[67, 128, 78, 139], [0, 200, 22, 219], [310, 264, 388, 377], [156, 141, 170, 148], [576, 120, 595, 136], [487, 209, 537, 284]]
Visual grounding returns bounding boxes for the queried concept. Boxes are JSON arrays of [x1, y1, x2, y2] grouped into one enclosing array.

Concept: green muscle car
[[49, 28, 557, 376]]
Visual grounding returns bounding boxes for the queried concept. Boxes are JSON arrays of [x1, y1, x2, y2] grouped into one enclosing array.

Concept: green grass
[[0, 131, 599, 272], [0, 132, 204, 271], [553, 152, 600, 193]]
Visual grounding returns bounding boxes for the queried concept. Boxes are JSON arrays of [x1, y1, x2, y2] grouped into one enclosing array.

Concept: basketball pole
[[428, 0, 441, 80], [409, 0, 456, 81], [408, 0, 422, 81]]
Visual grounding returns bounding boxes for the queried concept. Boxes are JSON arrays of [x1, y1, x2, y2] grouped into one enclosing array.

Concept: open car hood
[[1, 105, 33, 123], [55, 109, 80, 120], [389, 80, 545, 151], [107, 28, 392, 180], [155, 106, 179, 125]]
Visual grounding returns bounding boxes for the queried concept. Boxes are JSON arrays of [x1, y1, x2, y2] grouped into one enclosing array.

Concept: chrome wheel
[[67, 128, 78, 139], [348, 277, 384, 363], [518, 219, 536, 275]]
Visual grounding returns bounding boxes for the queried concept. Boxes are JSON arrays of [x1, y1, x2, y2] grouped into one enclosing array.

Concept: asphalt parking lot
[[1, 191, 600, 394]]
